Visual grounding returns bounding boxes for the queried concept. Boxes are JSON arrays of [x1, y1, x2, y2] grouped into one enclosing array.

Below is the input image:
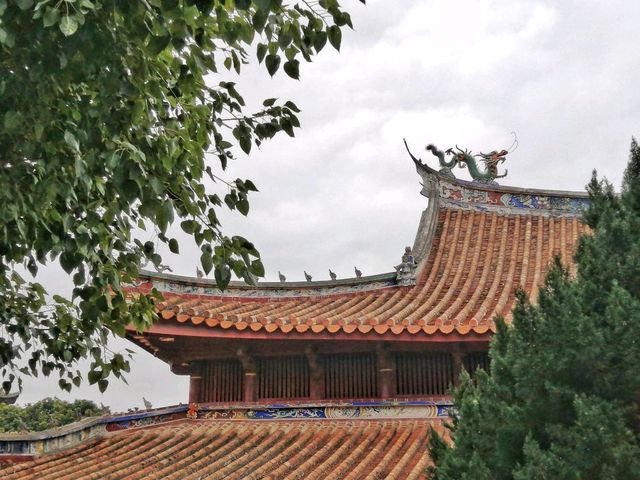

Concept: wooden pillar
[[237, 349, 257, 402], [188, 362, 203, 403], [451, 349, 464, 388], [305, 346, 324, 400], [377, 344, 393, 399]]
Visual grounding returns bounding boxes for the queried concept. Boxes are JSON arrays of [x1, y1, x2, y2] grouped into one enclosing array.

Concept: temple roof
[[127, 158, 589, 344], [0, 418, 443, 479]]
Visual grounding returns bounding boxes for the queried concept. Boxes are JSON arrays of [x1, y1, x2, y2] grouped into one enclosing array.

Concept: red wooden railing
[[257, 356, 310, 399], [322, 352, 378, 399], [201, 359, 244, 402], [395, 352, 454, 396], [196, 350, 489, 402]]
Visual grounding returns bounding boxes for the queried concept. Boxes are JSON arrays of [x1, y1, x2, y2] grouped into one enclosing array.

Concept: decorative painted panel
[[439, 179, 590, 217]]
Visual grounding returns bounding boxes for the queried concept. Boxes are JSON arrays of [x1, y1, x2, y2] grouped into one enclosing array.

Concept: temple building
[[0, 148, 590, 478]]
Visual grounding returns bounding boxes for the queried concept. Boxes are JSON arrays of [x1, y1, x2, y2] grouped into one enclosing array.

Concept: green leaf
[[235, 0, 251, 10], [214, 265, 231, 289], [237, 197, 249, 215], [168, 238, 179, 254], [15, 0, 33, 10], [64, 130, 79, 151], [257, 43, 268, 63], [284, 101, 300, 113], [3, 111, 21, 131], [314, 31, 327, 52], [194, 0, 214, 14], [283, 59, 300, 80], [98, 379, 109, 393], [59, 15, 79, 36], [239, 133, 251, 154], [156, 201, 174, 234], [255, 0, 271, 12], [328, 25, 342, 51], [200, 250, 213, 275], [252, 10, 268, 33], [27, 258, 38, 277], [181, 220, 198, 234], [43, 7, 60, 27], [88, 370, 101, 385], [60, 252, 77, 274], [265, 54, 281, 76], [263, 98, 277, 107], [250, 259, 265, 277], [148, 35, 171, 55]]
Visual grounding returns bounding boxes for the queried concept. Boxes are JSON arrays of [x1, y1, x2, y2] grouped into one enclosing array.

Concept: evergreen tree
[[429, 140, 640, 479]]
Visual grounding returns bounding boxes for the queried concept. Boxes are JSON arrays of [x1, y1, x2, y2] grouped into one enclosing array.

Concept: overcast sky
[[18, 0, 640, 412]]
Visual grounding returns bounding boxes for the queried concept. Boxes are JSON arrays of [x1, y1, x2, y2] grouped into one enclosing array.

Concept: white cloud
[[16, 0, 640, 410]]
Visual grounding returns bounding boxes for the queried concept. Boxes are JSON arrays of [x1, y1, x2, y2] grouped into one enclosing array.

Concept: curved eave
[[126, 317, 495, 347]]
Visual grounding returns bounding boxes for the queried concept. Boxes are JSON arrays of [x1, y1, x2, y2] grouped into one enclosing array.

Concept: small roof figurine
[[395, 246, 417, 286]]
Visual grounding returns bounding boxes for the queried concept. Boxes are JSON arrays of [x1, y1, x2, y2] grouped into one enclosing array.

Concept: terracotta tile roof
[[126, 166, 591, 339], [0, 419, 444, 479], [137, 207, 587, 338]]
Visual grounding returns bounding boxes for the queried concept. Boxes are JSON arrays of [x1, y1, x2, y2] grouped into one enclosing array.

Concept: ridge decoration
[[404, 137, 517, 184]]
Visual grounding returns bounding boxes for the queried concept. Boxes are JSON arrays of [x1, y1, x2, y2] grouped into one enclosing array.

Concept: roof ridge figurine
[[405, 135, 517, 185], [395, 246, 417, 286]]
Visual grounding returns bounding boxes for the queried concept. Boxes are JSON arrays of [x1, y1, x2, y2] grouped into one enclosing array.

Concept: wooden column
[[305, 346, 324, 400], [237, 349, 257, 402], [377, 344, 393, 399], [188, 363, 203, 403], [451, 349, 464, 388]]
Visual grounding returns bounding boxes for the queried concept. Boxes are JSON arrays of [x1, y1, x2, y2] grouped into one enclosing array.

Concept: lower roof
[[0, 418, 443, 480]]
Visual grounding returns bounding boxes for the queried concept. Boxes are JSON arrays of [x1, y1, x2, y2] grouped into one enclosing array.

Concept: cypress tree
[[428, 140, 640, 479]]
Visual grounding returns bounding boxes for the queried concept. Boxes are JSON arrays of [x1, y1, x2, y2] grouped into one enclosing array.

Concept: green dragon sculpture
[[405, 139, 510, 184], [447, 145, 508, 183]]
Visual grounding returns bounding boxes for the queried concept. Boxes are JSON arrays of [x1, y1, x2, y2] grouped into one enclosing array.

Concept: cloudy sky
[[19, 0, 640, 411]]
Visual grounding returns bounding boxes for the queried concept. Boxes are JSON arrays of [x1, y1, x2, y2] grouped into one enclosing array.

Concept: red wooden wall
[[195, 350, 490, 403]]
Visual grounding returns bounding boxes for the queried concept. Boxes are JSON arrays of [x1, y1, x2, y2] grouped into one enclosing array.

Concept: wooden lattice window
[[463, 351, 490, 377], [200, 359, 244, 403], [257, 356, 310, 399], [395, 352, 454, 396], [323, 352, 377, 399]]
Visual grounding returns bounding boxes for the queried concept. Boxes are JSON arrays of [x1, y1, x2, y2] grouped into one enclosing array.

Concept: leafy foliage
[[0, 397, 108, 433], [0, 0, 359, 393], [428, 140, 640, 479]]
